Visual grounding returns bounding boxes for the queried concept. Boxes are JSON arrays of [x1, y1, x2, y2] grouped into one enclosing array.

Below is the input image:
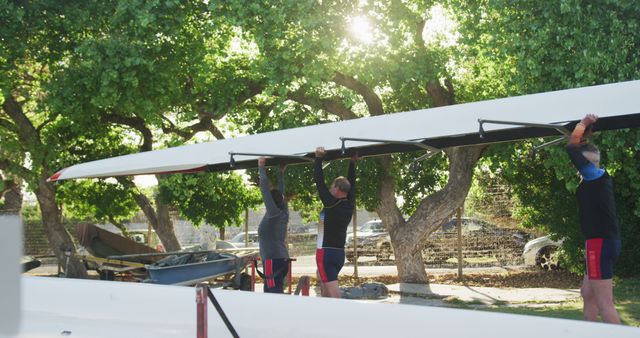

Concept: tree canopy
[[451, 0, 640, 275], [158, 171, 261, 230], [3, 1, 640, 279]]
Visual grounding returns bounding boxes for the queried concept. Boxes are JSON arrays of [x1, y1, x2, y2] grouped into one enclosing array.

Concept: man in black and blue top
[[566, 114, 621, 324], [314, 147, 357, 298], [257, 157, 289, 293]]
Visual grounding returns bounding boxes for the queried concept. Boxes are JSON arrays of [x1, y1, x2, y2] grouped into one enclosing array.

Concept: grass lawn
[[476, 278, 640, 327]]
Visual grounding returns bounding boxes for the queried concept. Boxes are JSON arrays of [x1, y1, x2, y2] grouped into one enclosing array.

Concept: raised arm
[[346, 154, 358, 202], [566, 114, 597, 170], [314, 147, 335, 206], [258, 158, 278, 215], [278, 164, 285, 195], [569, 114, 597, 145]]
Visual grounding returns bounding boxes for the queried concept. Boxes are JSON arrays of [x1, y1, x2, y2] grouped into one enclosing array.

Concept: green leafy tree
[[211, 0, 484, 283], [451, 0, 640, 275], [57, 180, 139, 236], [0, 1, 257, 270], [158, 172, 261, 240], [0, 0, 124, 277], [44, 1, 268, 252]]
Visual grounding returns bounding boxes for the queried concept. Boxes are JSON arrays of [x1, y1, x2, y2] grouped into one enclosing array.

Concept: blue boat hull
[[147, 252, 251, 285]]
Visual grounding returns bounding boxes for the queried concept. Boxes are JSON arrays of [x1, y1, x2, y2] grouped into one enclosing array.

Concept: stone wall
[[22, 208, 380, 256]]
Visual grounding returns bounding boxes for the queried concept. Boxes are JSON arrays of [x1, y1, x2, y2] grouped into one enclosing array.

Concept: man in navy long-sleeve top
[[313, 147, 357, 298], [566, 114, 621, 324]]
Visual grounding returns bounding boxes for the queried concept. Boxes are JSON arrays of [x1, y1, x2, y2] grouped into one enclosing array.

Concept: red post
[[250, 259, 257, 292], [301, 278, 310, 296], [286, 258, 297, 295], [287, 259, 293, 295], [195, 284, 208, 338]]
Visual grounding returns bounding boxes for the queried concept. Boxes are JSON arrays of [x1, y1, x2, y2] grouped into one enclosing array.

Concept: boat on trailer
[[75, 223, 161, 263], [145, 250, 256, 287], [75, 223, 256, 286], [74, 223, 161, 280]]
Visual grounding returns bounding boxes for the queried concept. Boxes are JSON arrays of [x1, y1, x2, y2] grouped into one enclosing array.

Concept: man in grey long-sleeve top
[[257, 157, 289, 293]]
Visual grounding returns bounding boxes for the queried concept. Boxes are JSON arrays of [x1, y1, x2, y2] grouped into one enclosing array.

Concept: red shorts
[[585, 238, 621, 280], [316, 248, 345, 283]]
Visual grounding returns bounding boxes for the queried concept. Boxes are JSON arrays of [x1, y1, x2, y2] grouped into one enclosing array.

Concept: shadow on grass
[[469, 277, 640, 327], [481, 304, 584, 321], [615, 277, 640, 327]]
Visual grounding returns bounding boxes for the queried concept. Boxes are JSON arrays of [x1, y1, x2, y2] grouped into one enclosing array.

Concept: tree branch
[[375, 155, 405, 231], [426, 78, 455, 106], [0, 158, 33, 178], [404, 145, 485, 240], [413, 14, 456, 107], [108, 215, 129, 237], [2, 95, 41, 147], [208, 123, 225, 140], [0, 117, 17, 132], [287, 89, 359, 120], [102, 113, 153, 152], [332, 72, 385, 116], [117, 176, 160, 232], [166, 77, 266, 142], [160, 116, 194, 140], [416, 19, 426, 46], [35, 114, 59, 134], [160, 113, 226, 141]]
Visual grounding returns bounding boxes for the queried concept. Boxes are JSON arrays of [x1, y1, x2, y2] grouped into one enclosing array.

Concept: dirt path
[[292, 254, 531, 278], [30, 254, 583, 307], [287, 255, 583, 307]]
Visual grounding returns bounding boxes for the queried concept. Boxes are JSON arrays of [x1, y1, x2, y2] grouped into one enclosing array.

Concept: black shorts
[[585, 238, 621, 280], [316, 248, 345, 283]]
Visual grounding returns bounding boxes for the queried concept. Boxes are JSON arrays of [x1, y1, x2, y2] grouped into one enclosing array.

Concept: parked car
[[421, 217, 531, 265], [522, 235, 562, 270], [345, 220, 392, 262], [216, 231, 259, 249], [439, 218, 529, 242], [127, 229, 162, 251], [289, 224, 315, 234], [21, 256, 41, 273], [346, 217, 532, 264]]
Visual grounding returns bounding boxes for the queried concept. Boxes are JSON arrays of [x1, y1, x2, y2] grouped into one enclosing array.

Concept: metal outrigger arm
[[339, 136, 442, 173], [477, 119, 571, 139], [409, 151, 443, 173], [530, 136, 567, 160], [228, 152, 313, 168], [339, 136, 441, 155]]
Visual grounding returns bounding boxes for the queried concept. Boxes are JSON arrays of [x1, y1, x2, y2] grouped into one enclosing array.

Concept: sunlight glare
[[422, 5, 459, 47], [348, 16, 374, 44]]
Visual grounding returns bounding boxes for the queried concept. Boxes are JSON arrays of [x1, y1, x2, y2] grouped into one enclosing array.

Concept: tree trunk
[[121, 176, 181, 252], [36, 177, 87, 278], [1, 178, 23, 213], [131, 189, 181, 252], [372, 78, 482, 283], [375, 155, 430, 282], [109, 216, 129, 238], [154, 192, 181, 252], [219, 227, 226, 240], [391, 238, 429, 283], [377, 146, 485, 283], [3, 94, 86, 276]]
